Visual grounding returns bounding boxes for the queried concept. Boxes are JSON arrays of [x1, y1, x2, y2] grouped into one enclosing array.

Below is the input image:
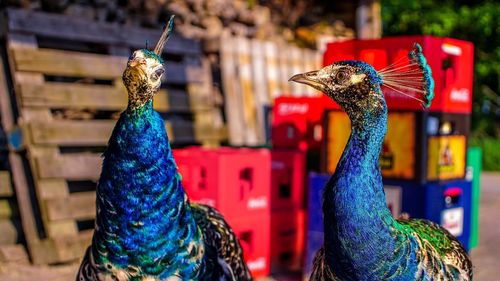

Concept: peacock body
[[291, 44, 472, 281], [76, 17, 250, 281]]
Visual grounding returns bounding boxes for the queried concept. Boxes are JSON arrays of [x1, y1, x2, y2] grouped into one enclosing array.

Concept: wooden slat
[[46, 220, 79, 238], [0, 49, 15, 131], [289, 46, 304, 96], [45, 192, 95, 221], [192, 110, 225, 142], [0, 199, 18, 219], [6, 8, 201, 55], [29, 120, 115, 146], [264, 41, 280, 103], [8, 151, 43, 261], [304, 50, 320, 97], [12, 48, 125, 79], [35, 153, 102, 180], [278, 42, 291, 96], [37, 179, 70, 199], [34, 228, 93, 261], [0, 171, 13, 197], [18, 82, 195, 112], [51, 230, 92, 262], [220, 32, 245, 146], [250, 39, 268, 144], [0, 244, 29, 263], [11, 48, 197, 84], [19, 82, 127, 109], [186, 84, 214, 111], [27, 120, 179, 146], [0, 219, 20, 245], [235, 36, 258, 145]]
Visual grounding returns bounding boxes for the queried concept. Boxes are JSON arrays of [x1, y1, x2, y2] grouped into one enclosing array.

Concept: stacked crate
[[271, 96, 337, 278], [272, 96, 337, 172], [173, 147, 271, 277], [174, 146, 311, 277], [269, 149, 306, 273], [303, 173, 328, 279]]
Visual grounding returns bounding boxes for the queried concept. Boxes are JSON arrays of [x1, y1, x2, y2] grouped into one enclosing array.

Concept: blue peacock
[[291, 44, 473, 280], [76, 16, 251, 281]]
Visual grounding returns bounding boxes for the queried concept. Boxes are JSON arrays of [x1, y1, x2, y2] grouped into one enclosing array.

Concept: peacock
[[290, 44, 473, 280], [76, 16, 251, 281]]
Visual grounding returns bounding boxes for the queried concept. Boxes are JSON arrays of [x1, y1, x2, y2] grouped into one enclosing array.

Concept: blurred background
[[0, 0, 498, 280]]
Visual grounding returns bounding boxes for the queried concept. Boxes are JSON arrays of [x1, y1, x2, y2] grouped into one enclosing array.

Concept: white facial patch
[[350, 73, 366, 84]]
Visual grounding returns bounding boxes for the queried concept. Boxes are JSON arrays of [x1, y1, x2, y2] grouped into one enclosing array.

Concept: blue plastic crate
[[303, 231, 323, 280], [425, 180, 472, 249], [307, 174, 472, 258], [307, 173, 329, 232], [384, 179, 472, 250]]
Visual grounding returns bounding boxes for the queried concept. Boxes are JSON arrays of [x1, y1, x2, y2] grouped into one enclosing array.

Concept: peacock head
[[122, 15, 175, 109], [290, 61, 386, 121], [290, 44, 434, 125]]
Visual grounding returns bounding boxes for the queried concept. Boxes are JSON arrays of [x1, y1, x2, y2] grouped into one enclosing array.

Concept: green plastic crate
[[467, 147, 482, 249]]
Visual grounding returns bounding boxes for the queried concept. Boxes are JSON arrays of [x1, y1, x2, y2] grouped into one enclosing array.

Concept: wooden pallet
[[0, 8, 224, 264], [219, 32, 322, 146]]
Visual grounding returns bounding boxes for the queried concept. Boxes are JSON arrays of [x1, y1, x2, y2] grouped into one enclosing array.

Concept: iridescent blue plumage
[[77, 16, 251, 281], [290, 44, 472, 280], [92, 101, 205, 279]]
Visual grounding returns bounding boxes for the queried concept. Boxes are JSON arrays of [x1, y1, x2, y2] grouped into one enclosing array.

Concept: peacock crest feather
[[378, 43, 435, 108]]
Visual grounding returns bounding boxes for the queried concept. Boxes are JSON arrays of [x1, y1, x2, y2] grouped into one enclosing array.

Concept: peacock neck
[[323, 103, 399, 279], [92, 100, 203, 277]]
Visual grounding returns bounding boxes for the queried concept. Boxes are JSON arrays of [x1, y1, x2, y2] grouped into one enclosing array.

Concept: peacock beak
[[289, 70, 328, 92]]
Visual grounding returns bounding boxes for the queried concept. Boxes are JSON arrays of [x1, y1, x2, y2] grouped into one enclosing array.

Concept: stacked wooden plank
[[0, 170, 29, 264], [0, 8, 223, 264], [219, 31, 323, 146]]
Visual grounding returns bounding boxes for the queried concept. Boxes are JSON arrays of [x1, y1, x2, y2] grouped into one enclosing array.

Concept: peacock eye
[[151, 68, 165, 80], [335, 70, 348, 83]]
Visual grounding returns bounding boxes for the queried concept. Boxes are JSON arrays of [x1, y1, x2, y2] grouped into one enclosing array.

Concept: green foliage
[[381, 0, 500, 138], [469, 137, 500, 171]]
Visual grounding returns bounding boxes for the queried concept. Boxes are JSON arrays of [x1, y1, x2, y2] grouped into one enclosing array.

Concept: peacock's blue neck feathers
[[323, 89, 420, 280], [92, 101, 204, 279]]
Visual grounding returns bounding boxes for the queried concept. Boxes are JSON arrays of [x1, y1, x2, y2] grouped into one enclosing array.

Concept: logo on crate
[[442, 43, 462, 56], [277, 103, 309, 116], [247, 196, 268, 210], [450, 88, 470, 103], [438, 141, 455, 173], [441, 207, 464, 236], [383, 185, 402, 217], [247, 257, 267, 271]]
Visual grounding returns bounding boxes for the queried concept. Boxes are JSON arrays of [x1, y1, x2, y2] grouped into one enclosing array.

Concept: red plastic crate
[[324, 36, 474, 114], [270, 209, 306, 273], [173, 147, 271, 218], [271, 149, 306, 211], [229, 214, 271, 278], [272, 96, 338, 149]]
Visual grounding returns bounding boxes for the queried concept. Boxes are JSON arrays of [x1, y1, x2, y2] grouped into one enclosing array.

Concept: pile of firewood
[[4, 0, 355, 49]]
